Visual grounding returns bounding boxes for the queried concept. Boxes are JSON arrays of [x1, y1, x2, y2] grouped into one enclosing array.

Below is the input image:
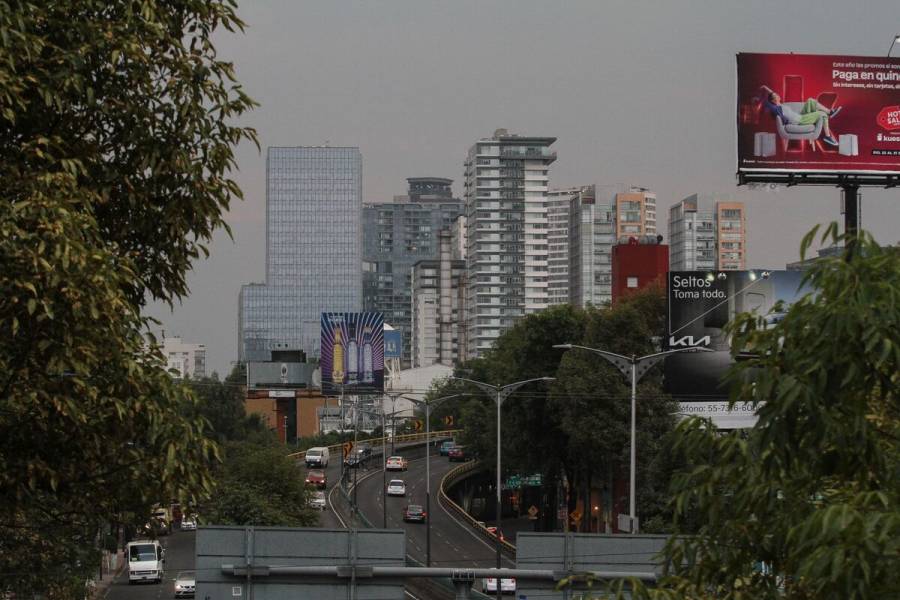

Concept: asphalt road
[[105, 528, 195, 600], [352, 448, 515, 570]]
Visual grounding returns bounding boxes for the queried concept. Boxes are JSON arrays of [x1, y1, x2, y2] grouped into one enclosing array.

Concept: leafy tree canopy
[[0, 1, 255, 596]]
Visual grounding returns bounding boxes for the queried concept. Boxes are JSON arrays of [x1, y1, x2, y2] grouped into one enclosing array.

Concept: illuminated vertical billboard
[[737, 53, 900, 174], [321, 312, 385, 394], [664, 270, 813, 400]]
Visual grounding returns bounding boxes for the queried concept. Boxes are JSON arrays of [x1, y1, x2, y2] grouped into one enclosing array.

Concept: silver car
[[174, 570, 195, 598], [310, 490, 327, 510]]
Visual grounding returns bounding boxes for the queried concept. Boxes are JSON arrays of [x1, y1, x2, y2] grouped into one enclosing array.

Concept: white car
[[385, 456, 408, 471], [310, 490, 327, 510], [386, 480, 406, 496], [174, 570, 195, 598], [180, 517, 197, 531], [482, 572, 516, 595]]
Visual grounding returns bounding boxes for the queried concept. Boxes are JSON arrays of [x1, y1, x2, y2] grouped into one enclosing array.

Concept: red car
[[305, 469, 327, 489], [448, 445, 466, 462]]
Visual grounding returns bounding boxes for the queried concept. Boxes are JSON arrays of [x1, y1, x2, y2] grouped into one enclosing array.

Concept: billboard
[[737, 52, 900, 174], [320, 312, 384, 394], [383, 329, 402, 359], [665, 270, 812, 404]]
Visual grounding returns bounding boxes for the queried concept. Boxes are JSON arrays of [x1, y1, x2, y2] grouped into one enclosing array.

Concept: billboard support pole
[[842, 183, 860, 255]]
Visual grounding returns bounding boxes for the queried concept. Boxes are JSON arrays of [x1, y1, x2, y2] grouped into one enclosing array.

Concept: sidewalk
[[86, 548, 124, 599]]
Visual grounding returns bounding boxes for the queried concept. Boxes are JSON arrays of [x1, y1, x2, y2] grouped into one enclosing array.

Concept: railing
[[438, 461, 518, 557], [287, 429, 463, 462]]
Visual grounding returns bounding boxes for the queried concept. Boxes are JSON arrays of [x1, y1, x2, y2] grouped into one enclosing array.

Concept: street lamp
[[889, 34, 900, 56], [398, 393, 466, 567], [450, 376, 555, 585], [553, 344, 711, 534]]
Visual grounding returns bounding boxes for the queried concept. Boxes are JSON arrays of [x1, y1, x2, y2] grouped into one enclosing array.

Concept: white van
[[126, 539, 165, 584], [305, 446, 329, 468]]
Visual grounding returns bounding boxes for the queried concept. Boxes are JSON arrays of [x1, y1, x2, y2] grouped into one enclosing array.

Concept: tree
[[435, 288, 679, 533], [0, 2, 255, 596], [620, 227, 900, 599], [203, 440, 318, 527]]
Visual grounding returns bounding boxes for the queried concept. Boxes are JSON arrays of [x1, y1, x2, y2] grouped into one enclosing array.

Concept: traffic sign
[[527, 505, 539, 520], [413, 419, 423, 432], [443, 415, 454, 427], [342, 441, 353, 456], [569, 509, 582, 523]]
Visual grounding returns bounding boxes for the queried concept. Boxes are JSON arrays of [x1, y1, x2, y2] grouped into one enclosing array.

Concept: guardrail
[[287, 429, 463, 462], [438, 461, 518, 557]]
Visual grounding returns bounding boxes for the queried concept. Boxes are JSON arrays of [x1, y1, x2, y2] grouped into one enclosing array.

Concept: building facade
[[614, 187, 657, 239], [362, 178, 463, 367], [239, 146, 363, 362], [668, 194, 746, 271], [410, 231, 466, 367], [463, 129, 556, 358], [158, 335, 206, 379], [568, 185, 615, 308], [547, 187, 578, 306]]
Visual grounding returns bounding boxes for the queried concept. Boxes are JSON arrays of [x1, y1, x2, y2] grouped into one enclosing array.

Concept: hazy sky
[[146, 0, 900, 378]]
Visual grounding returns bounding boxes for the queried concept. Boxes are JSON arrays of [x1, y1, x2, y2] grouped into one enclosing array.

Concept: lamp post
[[398, 393, 466, 567], [553, 344, 711, 534], [889, 34, 900, 56], [450, 376, 555, 587]]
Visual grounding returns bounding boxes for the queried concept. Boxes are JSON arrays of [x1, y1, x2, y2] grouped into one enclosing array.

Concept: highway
[[349, 445, 514, 570]]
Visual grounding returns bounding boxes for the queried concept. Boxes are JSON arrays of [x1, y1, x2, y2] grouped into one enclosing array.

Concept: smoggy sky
[[145, 0, 900, 378]]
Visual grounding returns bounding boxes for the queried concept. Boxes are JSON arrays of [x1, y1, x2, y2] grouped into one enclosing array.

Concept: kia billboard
[[737, 52, 900, 174], [320, 312, 385, 394], [664, 270, 812, 401]]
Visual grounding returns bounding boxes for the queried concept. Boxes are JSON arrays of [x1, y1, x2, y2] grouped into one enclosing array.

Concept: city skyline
[[146, 0, 900, 377]]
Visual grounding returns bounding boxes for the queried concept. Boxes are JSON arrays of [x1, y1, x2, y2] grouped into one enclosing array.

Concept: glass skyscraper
[[239, 147, 362, 362]]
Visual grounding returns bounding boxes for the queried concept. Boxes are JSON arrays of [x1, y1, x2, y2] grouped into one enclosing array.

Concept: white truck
[[126, 539, 165, 584]]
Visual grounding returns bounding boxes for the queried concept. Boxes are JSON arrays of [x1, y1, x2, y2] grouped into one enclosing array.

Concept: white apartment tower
[[547, 187, 578, 306], [669, 194, 746, 271], [463, 129, 556, 358], [157, 334, 206, 379]]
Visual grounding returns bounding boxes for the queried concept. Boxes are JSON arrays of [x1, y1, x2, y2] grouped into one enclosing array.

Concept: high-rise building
[[463, 129, 556, 358], [568, 185, 615, 308], [410, 231, 466, 367], [362, 178, 463, 367], [547, 187, 577, 306], [614, 187, 657, 239], [238, 146, 363, 362], [668, 194, 746, 271]]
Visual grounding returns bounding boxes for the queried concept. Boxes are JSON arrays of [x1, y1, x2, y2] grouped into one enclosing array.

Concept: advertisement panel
[[664, 270, 812, 407], [737, 52, 900, 174], [383, 329, 402, 359], [320, 312, 384, 394]]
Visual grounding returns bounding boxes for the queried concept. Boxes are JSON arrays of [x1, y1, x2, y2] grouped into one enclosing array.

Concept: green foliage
[[435, 289, 680, 532], [203, 441, 318, 527], [0, 2, 255, 596], [623, 228, 900, 600], [188, 375, 264, 443]]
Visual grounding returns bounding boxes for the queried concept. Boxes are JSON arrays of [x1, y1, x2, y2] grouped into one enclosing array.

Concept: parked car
[[305, 469, 327, 489], [386, 479, 406, 497], [439, 440, 455, 456], [309, 491, 327, 511], [385, 456, 408, 471], [403, 504, 427, 523], [180, 517, 197, 531], [482, 570, 516, 595], [448, 445, 466, 462], [174, 570, 195, 598]]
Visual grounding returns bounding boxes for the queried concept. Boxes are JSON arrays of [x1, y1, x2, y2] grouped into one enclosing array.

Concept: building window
[[627, 277, 638, 288]]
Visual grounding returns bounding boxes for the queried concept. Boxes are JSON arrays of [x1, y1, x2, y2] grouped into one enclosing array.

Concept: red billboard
[[737, 53, 900, 174]]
